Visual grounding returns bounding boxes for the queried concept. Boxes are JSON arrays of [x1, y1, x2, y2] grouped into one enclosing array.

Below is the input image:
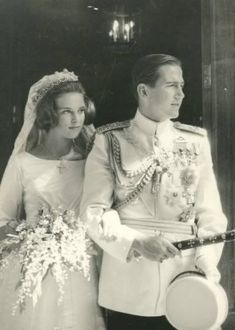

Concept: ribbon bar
[[121, 218, 197, 236]]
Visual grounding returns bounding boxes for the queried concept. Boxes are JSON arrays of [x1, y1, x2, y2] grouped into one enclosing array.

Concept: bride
[[0, 70, 106, 330]]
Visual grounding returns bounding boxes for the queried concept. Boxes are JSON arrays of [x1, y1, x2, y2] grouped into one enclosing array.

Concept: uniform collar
[[133, 109, 173, 137]]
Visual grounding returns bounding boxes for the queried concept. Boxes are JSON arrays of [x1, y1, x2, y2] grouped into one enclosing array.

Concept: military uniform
[[81, 110, 227, 316]]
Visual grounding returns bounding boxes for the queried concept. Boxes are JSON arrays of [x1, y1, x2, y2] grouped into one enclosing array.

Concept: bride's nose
[[71, 111, 83, 124]]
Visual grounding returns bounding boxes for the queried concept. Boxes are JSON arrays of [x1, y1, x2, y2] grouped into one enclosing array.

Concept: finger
[[106, 234, 117, 242], [102, 223, 110, 237], [159, 255, 168, 263], [103, 226, 116, 239], [100, 234, 113, 242], [100, 229, 118, 242], [157, 242, 176, 258], [98, 222, 104, 236], [99, 222, 112, 241], [165, 242, 181, 256], [159, 253, 170, 262], [142, 251, 160, 261], [149, 255, 161, 261], [165, 246, 181, 258], [161, 247, 175, 258], [133, 250, 142, 258]]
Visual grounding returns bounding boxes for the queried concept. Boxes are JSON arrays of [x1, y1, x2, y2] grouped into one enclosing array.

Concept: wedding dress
[[0, 152, 105, 330]]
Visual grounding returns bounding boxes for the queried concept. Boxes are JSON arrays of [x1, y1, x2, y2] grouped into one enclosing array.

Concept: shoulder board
[[173, 121, 206, 136], [96, 120, 130, 134]]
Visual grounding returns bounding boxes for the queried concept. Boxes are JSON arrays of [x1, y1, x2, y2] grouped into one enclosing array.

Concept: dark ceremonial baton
[[173, 229, 235, 250]]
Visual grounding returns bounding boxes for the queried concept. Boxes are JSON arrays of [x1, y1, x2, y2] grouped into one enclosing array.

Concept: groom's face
[[139, 64, 185, 122]]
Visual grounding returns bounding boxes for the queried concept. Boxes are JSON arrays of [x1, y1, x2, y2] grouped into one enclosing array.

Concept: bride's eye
[[78, 107, 85, 113], [60, 109, 71, 115]]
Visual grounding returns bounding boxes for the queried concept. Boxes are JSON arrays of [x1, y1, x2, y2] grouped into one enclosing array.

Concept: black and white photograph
[[0, 0, 234, 329]]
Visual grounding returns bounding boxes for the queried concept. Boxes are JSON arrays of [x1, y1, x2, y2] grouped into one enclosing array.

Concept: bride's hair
[[35, 81, 95, 131], [26, 80, 96, 153]]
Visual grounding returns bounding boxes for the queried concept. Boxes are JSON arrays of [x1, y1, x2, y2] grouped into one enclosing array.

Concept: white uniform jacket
[[81, 110, 227, 316]]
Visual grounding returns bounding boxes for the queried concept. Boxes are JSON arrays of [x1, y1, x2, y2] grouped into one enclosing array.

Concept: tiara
[[31, 69, 79, 105]]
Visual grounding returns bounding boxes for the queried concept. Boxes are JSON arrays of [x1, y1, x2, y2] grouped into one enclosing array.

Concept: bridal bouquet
[[0, 207, 92, 313]]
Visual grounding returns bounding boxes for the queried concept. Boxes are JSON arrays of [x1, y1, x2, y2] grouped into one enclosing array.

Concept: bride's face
[[52, 92, 86, 139]]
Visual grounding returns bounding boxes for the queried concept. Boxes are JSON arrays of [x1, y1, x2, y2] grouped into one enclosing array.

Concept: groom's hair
[[132, 53, 182, 101]]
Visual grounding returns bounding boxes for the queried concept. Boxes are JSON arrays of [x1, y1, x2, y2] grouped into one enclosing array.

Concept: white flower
[[0, 207, 92, 313]]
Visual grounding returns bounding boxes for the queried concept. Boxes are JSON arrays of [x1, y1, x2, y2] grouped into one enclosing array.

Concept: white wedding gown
[[0, 152, 106, 330]]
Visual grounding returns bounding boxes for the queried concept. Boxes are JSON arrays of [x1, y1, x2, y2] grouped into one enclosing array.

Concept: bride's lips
[[69, 126, 80, 129]]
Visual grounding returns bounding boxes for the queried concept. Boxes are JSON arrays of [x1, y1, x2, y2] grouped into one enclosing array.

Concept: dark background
[[0, 0, 202, 176], [1, 1, 235, 328]]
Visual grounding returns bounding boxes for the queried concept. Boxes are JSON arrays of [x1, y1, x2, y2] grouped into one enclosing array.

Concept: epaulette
[[173, 121, 206, 136], [96, 120, 130, 134]]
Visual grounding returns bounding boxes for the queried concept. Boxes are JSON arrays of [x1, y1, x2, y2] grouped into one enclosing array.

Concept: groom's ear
[[137, 84, 148, 98]]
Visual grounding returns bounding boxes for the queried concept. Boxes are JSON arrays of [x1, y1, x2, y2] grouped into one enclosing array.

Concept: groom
[[81, 54, 227, 330]]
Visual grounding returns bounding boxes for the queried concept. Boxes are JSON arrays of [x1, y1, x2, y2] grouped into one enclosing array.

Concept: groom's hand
[[132, 233, 181, 262], [98, 209, 121, 242]]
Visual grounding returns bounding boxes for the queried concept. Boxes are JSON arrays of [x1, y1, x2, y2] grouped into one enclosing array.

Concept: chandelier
[[109, 16, 135, 43], [108, 4, 137, 44]]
